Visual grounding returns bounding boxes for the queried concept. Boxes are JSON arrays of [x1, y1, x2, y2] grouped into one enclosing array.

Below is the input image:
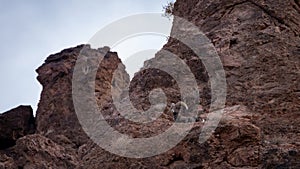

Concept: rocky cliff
[[1, 0, 299, 168]]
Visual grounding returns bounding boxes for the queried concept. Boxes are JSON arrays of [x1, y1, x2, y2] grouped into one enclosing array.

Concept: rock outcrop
[[2, 134, 78, 169], [170, 0, 300, 167], [35, 45, 129, 147], [170, 0, 300, 115], [0, 106, 35, 150], [0, 0, 299, 168]]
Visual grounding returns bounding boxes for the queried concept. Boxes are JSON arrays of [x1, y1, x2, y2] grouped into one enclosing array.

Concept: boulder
[[0, 105, 35, 150]]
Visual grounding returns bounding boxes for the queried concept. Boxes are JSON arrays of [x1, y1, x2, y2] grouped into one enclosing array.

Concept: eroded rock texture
[[169, 0, 300, 167], [35, 45, 129, 147], [0, 0, 299, 168], [0, 106, 35, 150]]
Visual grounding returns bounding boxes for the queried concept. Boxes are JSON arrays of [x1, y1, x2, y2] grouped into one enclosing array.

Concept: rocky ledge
[[1, 0, 299, 168]]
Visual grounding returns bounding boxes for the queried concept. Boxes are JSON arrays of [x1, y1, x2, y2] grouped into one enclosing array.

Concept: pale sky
[[0, 0, 174, 113]]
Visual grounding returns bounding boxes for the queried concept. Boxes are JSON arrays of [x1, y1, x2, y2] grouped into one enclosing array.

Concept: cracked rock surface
[[0, 0, 299, 168]]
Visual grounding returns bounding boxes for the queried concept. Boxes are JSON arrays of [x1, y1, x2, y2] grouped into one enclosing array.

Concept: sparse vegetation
[[163, 1, 175, 19]]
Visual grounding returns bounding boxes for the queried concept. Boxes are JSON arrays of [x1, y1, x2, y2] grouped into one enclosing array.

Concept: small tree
[[163, 1, 174, 19]]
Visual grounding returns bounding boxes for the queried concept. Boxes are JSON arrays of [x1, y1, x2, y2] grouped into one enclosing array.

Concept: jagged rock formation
[[169, 0, 300, 115], [1, 134, 78, 168], [0, 0, 299, 168], [0, 106, 35, 150], [172, 0, 300, 167], [35, 45, 129, 147]]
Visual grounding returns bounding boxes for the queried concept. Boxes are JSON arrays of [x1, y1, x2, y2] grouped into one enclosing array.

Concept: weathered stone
[[35, 45, 129, 147], [0, 105, 35, 150], [0, 153, 17, 169], [1, 0, 299, 168], [10, 134, 77, 169]]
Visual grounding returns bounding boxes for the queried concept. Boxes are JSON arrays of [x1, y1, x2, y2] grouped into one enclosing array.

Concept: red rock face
[[176, 0, 300, 113], [35, 44, 129, 147], [0, 105, 35, 150], [168, 0, 300, 167], [1, 0, 300, 168]]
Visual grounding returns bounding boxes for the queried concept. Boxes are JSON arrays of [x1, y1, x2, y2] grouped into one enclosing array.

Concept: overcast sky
[[0, 0, 174, 113]]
